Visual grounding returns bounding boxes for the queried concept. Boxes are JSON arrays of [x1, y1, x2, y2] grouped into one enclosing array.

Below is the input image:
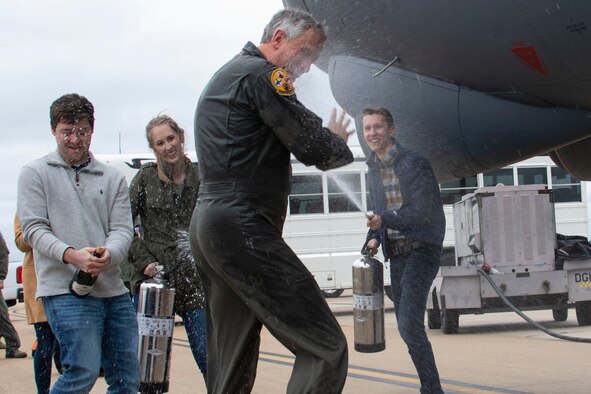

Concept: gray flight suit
[[192, 41, 353, 393]]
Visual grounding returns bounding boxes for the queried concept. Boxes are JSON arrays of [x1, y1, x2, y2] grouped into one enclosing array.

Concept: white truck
[[3, 261, 23, 307]]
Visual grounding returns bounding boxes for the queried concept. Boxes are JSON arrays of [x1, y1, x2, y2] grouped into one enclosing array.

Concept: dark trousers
[[389, 243, 443, 394], [0, 290, 21, 351], [190, 195, 348, 394], [33, 322, 61, 394]]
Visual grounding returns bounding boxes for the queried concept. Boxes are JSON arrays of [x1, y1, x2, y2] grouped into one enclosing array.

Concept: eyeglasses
[[57, 127, 93, 139]]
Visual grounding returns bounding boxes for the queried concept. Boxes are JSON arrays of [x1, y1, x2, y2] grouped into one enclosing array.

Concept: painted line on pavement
[[171, 338, 529, 393], [259, 351, 529, 394]]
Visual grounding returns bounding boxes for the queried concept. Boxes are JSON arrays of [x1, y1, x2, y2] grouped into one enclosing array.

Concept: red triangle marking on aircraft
[[511, 46, 547, 76]]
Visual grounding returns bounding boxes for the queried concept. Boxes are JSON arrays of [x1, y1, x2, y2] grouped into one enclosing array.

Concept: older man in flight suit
[[191, 8, 354, 394]]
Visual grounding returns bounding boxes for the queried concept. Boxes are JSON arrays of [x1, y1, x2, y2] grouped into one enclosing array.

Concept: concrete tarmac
[[1, 290, 591, 393]]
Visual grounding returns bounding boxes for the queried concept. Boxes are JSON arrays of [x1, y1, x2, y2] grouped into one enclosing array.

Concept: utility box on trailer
[[454, 184, 556, 272], [427, 184, 591, 333]]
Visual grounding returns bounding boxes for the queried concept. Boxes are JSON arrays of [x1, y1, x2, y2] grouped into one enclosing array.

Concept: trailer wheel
[[576, 301, 591, 326], [441, 309, 459, 334], [321, 289, 344, 298], [552, 307, 568, 322], [427, 308, 441, 329]]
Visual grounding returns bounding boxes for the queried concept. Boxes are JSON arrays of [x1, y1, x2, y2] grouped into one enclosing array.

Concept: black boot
[[6, 349, 27, 358]]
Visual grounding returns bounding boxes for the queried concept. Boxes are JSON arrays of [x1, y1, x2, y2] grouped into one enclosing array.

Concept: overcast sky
[[0, 0, 356, 260]]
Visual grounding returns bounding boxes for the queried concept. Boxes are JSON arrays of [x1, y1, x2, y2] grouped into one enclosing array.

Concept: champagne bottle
[[69, 247, 104, 298]]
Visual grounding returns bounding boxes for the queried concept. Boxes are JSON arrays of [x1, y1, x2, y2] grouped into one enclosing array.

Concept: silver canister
[[137, 268, 176, 393], [352, 254, 386, 352]]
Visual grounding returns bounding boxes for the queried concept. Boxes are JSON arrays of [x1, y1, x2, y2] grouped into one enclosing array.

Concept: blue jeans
[[33, 322, 60, 394], [133, 293, 207, 376], [43, 294, 140, 394], [390, 244, 443, 394], [177, 308, 207, 375]]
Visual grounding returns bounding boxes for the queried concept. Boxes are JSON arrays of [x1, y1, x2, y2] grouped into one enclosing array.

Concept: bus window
[[517, 167, 547, 185], [551, 167, 581, 202], [440, 176, 477, 205], [483, 168, 514, 187], [327, 173, 362, 213], [289, 175, 324, 215]]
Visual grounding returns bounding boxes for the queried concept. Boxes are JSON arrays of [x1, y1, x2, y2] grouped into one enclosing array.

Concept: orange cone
[[31, 340, 37, 357]]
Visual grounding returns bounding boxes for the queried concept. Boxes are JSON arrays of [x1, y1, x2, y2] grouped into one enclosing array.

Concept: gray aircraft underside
[[283, 0, 591, 181]]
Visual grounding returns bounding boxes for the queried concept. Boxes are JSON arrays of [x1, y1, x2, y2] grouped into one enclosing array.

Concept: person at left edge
[[0, 230, 27, 359], [17, 93, 140, 393]]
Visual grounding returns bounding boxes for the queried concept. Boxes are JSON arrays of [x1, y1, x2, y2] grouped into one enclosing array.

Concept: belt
[[388, 238, 424, 257], [199, 181, 288, 200]]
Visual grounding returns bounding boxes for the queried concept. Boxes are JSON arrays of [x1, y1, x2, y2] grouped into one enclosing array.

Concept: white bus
[[98, 149, 589, 298], [97, 147, 381, 298]]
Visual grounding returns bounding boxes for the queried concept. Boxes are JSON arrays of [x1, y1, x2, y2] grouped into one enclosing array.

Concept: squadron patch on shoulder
[[270, 68, 295, 96]]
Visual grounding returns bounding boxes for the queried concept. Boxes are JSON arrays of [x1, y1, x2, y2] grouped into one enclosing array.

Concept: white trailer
[[427, 184, 591, 334]]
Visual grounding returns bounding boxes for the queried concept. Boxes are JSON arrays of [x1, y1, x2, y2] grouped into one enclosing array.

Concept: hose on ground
[[476, 266, 591, 344]]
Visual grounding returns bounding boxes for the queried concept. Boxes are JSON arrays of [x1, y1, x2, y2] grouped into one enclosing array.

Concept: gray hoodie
[[17, 150, 132, 298]]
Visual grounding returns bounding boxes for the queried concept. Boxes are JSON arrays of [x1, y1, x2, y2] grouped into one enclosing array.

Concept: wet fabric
[[17, 150, 133, 299], [43, 294, 139, 394], [17, 148, 137, 392], [128, 161, 204, 312], [389, 244, 443, 394], [366, 142, 445, 394], [177, 307, 207, 375], [193, 41, 352, 393], [194, 42, 353, 194], [191, 200, 347, 394], [128, 160, 207, 376], [366, 142, 446, 261], [33, 322, 61, 394]]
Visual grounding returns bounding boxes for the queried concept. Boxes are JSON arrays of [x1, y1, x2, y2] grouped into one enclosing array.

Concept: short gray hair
[[260, 8, 326, 43]]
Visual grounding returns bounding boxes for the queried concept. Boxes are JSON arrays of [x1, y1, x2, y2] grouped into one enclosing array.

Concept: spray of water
[[327, 172, 365, 213]]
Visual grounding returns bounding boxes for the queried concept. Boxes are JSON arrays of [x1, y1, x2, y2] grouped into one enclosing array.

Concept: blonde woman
[[128, 115, 206, 378]]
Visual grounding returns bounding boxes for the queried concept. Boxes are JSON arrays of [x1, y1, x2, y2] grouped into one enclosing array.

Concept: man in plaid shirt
[[364, 106, 445, 394]]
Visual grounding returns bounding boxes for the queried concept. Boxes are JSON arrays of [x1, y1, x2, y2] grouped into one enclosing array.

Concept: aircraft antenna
[[373, 57, 399, 77]]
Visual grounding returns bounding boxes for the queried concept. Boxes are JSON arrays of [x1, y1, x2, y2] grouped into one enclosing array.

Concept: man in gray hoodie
[[17, 93, 140, 393]]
